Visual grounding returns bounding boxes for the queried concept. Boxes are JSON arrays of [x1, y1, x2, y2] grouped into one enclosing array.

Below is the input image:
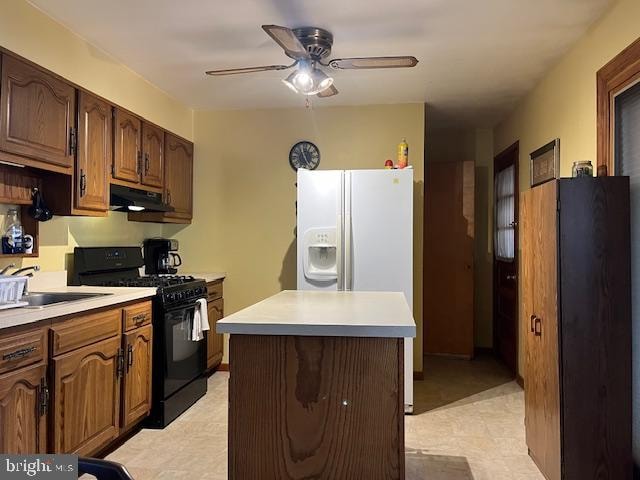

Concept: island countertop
[[216, 290, 416, 338]]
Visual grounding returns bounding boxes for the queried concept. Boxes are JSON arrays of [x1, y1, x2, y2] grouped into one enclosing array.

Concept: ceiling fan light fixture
[[282, 71, 300, 93]]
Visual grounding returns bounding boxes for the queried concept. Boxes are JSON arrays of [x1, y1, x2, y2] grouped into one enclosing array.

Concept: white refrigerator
[[296, 168, 414, 412]]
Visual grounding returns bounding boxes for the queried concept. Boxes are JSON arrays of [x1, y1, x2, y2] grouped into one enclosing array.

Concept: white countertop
[[217, 290, 416, 338], [0, 286, 157, 330]]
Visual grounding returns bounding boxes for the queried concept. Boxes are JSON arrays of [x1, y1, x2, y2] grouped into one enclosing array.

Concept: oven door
[[162, 304, 206, 399]]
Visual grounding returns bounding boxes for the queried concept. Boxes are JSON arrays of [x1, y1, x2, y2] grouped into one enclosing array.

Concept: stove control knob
[[167, 293, 175, 302], [178, 292, 184, 300]]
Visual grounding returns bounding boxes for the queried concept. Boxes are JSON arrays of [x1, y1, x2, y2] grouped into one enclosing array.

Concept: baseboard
[[217, 363, 229, 372], [413, 370, 424, 381], [516, 374, 524, 389], [474, 347, 494, 356]]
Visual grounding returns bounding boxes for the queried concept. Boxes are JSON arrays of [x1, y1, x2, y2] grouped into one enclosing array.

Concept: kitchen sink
[[23, 292, 113, 308]]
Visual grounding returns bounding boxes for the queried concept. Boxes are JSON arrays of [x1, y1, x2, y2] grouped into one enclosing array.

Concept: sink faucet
[[11, 265, 40, 277], [0, 263, 15, 275]]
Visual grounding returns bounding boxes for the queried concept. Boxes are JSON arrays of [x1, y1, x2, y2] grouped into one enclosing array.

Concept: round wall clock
[[289, 141, 320, 171]]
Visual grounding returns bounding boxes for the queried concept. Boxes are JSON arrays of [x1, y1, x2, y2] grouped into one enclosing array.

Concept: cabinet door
[[113, 109, 141, 183], [164, 133, 193, 219], [0, 55, 75, 168], [121, 325, 152, 429], [523, 182, 561, 480], [52, 336, 121, 455], [141, 123, 164, 188], [207, 298, 224, 369], [0, 363, 47, 454], [76, 91, 111, 211]]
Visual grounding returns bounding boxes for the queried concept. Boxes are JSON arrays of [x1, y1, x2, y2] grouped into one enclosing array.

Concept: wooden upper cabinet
[[76, 92, 111, 212], [0, 54, 75, 170], [141, 123, 164, 188], [113, 109, 142, 183], [0, 363, 47, 454], [52, 336, 121, 455], [122, 324, 153, 429], [164, 133, 193, 219]]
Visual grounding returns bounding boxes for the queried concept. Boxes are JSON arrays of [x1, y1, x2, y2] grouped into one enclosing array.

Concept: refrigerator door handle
[[345, 212, 352, 290], [337, 213, 344, 290]]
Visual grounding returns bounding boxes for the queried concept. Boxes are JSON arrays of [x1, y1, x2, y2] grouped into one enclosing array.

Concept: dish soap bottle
[[2, 208, 23, 254], [397, 138, 409, 169]]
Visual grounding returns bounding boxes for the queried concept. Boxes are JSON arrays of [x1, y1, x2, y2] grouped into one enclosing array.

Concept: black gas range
[[71, 247, 208, 428]]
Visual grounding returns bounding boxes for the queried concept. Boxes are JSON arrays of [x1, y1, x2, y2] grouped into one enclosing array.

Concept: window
[[494, 165, 515, 261]]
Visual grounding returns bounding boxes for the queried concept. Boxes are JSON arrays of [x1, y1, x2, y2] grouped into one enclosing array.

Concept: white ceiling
[[28, 0, 612, 127]]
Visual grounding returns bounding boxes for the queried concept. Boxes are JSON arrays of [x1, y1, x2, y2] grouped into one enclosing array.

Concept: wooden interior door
[[122, 325, 153, 429], [0, 363, 47, 453], [207, 298, 224, 369], [164, 133, 193, 219], [523, 181, 561, 480], [52, 336, 121, 455], [424, 160, 475, 357], [493, 143, 519, 374], [0, 55, 75, 168], [76, 91, 111, 211], [113, 109, 141, 183], [141, 123, 164, 188]]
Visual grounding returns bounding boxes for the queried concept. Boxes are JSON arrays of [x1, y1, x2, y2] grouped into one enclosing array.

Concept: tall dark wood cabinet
[[521, 178, 631, 480]]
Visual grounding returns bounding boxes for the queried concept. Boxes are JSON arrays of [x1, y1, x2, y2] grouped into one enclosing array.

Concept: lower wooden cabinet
[[206, 298, 223, 369], [206, 280, 224, 370], [122, 324, 153, 429], [52, 335, 122, 455], [0, 363, 47, 454]]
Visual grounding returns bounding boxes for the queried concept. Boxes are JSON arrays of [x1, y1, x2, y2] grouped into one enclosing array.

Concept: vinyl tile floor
[[94, 354, 543, 480]]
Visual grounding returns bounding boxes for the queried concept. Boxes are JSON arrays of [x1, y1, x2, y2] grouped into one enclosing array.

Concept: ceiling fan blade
[[262, 25, 310, 60], [317, 84, 338, 98], [205, 64, 292, 76], [328, 56, 418, 70]]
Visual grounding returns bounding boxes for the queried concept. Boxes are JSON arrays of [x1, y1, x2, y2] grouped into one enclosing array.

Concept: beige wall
[[0, 0, 193, 273], [425, 128, 494, 349], [494, 0, 640, 377], [167, 104, 425, 370]]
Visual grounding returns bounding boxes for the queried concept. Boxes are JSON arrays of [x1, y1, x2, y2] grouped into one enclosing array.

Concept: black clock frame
[[289, 141, 320, 171]]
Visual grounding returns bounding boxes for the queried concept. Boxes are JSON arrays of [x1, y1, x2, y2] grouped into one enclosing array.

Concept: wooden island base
[[228, 335, 405, 480]]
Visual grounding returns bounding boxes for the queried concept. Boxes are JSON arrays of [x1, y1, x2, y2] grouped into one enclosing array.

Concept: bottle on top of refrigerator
[[2, 208, 23, 254], [397, 138, 409, 169]]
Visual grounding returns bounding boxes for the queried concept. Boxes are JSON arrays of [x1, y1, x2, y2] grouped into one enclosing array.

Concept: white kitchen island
[[217, 290, 416, 480]]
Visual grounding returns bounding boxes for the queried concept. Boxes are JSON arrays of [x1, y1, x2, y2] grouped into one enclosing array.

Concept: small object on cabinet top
[[572, 161, 593, 178], [384, 159, 394, 169]]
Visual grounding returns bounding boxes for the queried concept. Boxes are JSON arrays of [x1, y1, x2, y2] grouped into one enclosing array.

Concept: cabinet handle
[[126, 344, 133, 373], [530, 315, 536, 333], [116, 348, 125, 378], [534, 317, 542, 337], [2, 345, 37, 361], [136, 151, 142, 175], [144, 153, 150, 174], [132, 313, 147, 324], [166, 189, 172, 206], [80, 169, 87, 197], [39, 377, 49, 417]]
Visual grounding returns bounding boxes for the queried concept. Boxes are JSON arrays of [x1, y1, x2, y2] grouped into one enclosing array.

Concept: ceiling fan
[[205, 25, 418, 98]]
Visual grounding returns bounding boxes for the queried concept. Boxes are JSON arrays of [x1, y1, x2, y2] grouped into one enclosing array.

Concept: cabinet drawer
[[207, 281, 223, 302], [0, 328, 45, 375], [51, 309, 121, 356], [123, 301, 152, 331], [208, 298, 223, 321]]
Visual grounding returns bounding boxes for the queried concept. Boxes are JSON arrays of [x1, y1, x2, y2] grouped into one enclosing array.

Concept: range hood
[[110, 185, 174, 212]]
